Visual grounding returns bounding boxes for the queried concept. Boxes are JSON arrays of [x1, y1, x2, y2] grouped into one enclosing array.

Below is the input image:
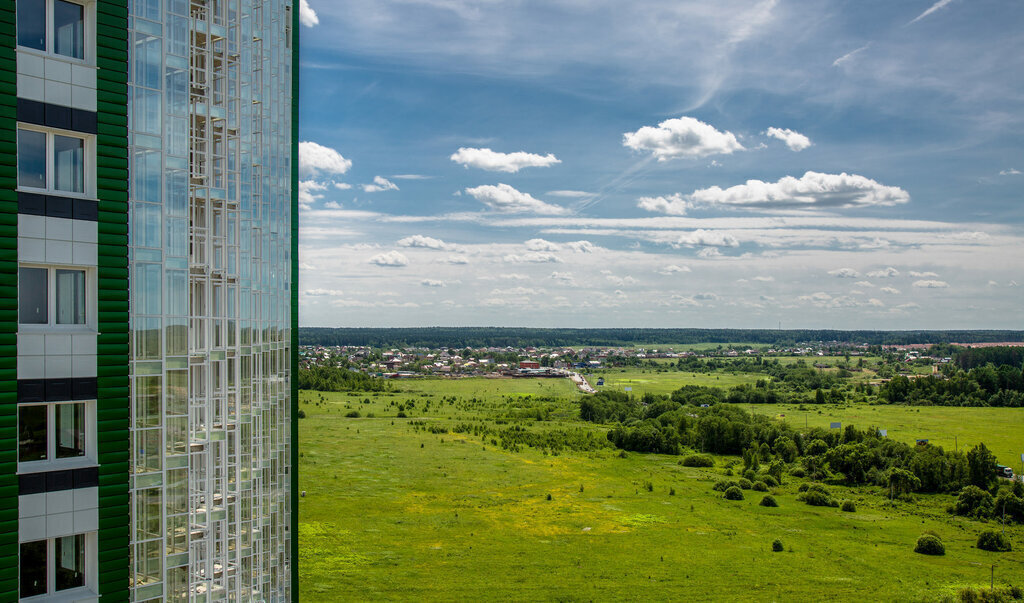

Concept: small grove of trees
[[299, 366, 391, 392], [581, 388, 1007, 496]]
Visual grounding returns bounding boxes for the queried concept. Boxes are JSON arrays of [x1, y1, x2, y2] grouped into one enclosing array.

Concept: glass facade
[[127, 0, 294, 600]]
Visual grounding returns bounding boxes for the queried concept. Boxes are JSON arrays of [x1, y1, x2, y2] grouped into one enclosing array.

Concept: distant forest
[[298, 327, 1024, 349]]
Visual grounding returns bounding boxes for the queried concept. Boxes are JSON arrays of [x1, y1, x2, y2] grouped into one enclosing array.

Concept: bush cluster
[[977, 530, 1012, 552], [759, 495, 778, 508], [914, 534, 945, 556], [724, 486, 744, 501], [797, 483, 838, 508], [682, 454, 715, 468], [841, 500, 857, 513], [772, 539, 784, 552]]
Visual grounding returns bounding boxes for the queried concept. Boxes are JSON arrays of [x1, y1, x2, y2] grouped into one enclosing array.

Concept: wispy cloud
[[907, 0, 956, 25], [832, 44, 870, 68], [764, 127, 812, 151], [363, 176, 399, 193]]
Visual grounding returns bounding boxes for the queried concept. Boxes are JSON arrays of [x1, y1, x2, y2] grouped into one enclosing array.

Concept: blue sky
[[296, 0, 1024, 329]]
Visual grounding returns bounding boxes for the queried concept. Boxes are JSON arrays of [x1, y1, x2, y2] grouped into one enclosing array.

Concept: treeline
[[298, 366, 391, 392], [299, 327, 1024, 349], [955, 346, 1024, 370], [879, 364, 1024, 407], [580, 389, 1010, 497]]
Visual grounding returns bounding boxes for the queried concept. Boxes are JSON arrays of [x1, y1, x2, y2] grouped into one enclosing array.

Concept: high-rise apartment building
[[4, 0, 298, 600]]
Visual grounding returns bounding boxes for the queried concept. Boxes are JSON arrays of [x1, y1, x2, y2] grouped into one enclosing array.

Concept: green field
[[299, 377, 1024, 601], [589, 368, 763, 396]]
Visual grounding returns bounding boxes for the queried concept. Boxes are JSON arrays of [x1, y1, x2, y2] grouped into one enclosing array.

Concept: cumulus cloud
[[913, 280, 950, 289], [299, 141, 351, 178], [909, 271, 939, 278], [623, 116, 744, 161], [450, 147, 560, 173], [867, 267, 900, 278], [697, 247, 722, 258], [658, 265, 691, 275], [503, 252, 561, 264], [445, 256, 470, 265], [1000, 169, 1021, 176], [677, 229, 740, 248], [565, 240, 596, 253], [299, 0, 319, 27], [646, 172, 910, 212], [299, 180, 327, 209], [828, 268, 861, 278], [465, 184, 570, 215], [765, 127, 812, 152], [525, 238, 561, 252], [549, 272, 576, 284], [368, 251, 409, 267], [397, 235, 461, 251], [420, 279, 447, 287], [363, 176, 399, 193], [855, 281, 875, 288], [304, 288, 342, 297], [867, 298, 885, 307], [880, 287, 901, 295]]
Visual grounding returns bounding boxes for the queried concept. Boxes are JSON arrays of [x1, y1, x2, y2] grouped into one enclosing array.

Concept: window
[[18, 127, 88, 196], [17, 0, 86, 61], [18, 402, 89, 466], [20, 534, 90, 599], [19, 266, 89, 327]]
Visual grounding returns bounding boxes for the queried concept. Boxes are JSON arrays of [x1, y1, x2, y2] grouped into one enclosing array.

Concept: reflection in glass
[[16, 0, 46, 50], [55, 534, 85, 591], [54, 0, 85, 59], [17, 129, 46, 189], [20, 540, 47, 597], [18, 405, 48, 462], [56, 269, 86, 324], [19, 267, 48, 324], [54, 135, 85, 193], [56, 403, 86, 458]]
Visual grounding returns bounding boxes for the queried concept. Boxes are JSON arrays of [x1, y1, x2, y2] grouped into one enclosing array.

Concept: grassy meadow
[[299, 376, 1024, 601]]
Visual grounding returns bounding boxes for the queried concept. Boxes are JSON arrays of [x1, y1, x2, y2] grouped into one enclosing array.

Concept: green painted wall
[[95, 1, 130, 600], [0, 3, 19, 599]]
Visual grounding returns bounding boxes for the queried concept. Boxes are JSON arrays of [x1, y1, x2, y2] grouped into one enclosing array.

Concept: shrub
[[345, 410, 361, 418], [841, 500, 857, 512], [396, 411, 407, 418], [761, 475, 779, 488], [724, 486, 744, 501], [914, 534, 945, 556], [954, 486, 996, 519], [798, 483, 810, 493], [743, 469, 757, 482], [798, 484, 837, 507], [752, 481, 768, 492], [297, 409, 306, 419], [760, 495, 779, 508], [682, 454, 715, 468], [977, 530, 1012, 552], [738, 478, 753, 490], [713, 480, 739, 492], [790, 468, 806, 478], [772, 539, 784, 552]]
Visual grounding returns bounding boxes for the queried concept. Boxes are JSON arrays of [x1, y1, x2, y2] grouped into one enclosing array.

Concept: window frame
[[17, 400, 96, 473], [18, 264, 97, 332], [16, 125, 95, 200], [19, 532, 97, 600], [16, 0, 94, 66]]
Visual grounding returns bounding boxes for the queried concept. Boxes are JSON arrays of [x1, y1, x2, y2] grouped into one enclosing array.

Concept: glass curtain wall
[[127, 0, 294, 600]]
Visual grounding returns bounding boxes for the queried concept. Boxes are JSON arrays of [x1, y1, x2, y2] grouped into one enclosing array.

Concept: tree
[[886, 467, 921, 499], [967, 443, 997, 490]]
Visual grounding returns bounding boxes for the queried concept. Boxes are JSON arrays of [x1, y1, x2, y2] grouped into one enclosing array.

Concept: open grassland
[[741, 403, 1024, 470], [588, 368, 762, 396], [300, 377, 1024, 601]]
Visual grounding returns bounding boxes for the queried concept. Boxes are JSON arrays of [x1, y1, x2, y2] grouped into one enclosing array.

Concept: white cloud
[[565, 240, 596, 253], [1010, 281, 1020, 288], [637, 194, 691, 216], [913, 280, 950, 289], [999, 169, 1021, 176], [547, 190, 595, 198], [908, 271, 939, 278], [623, 116, 743, 161], [658, 265, 691, 275], [697, 247, 722, 258], [525, 238, 561, 252], [828, 268, 861, 278], [368, 251, 409, 267], [323, 201, 343, 209], [465, 184, 570, 215], [677, 229, 740, 248], [299, 180, 327, 209], [334, 182, 352, 190], [880, 287, 901, 295], [363, 176, 400, 193], [299, 0, 319, 27], [867, 267, 900, 278], [764, 127, 812, 152], [549, 272, 576, 284], [868, 298, 885, 307], [446, 256, 470, 265], [503, 252, 561, 264], [391, 174, 432, 180], [450, 147, 560, 173], [421, 279, 447, 287], [397, 235, 461, 251], [752, 275, 775, 282], [304, 288, 343, 297], [855, 281, 875, 288], [299, 141, 351, 178], [657, 171, 911, 212], [491, 286, 545, 296], [908, 0, 956, 25]]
